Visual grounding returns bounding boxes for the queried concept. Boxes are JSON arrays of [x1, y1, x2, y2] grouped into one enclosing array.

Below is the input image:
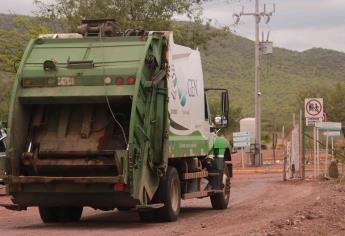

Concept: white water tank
[[240, 118, 255, 144]]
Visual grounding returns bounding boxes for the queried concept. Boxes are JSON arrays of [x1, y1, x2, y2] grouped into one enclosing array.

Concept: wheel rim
[[223, 172, 230, 200], [170, 176, 179, 212]]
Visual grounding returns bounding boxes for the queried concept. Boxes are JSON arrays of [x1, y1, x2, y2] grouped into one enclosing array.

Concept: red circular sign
[[305, 99, 322, 116]]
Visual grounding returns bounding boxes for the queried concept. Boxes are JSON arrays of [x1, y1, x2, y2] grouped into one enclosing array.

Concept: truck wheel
[[210, 165, 231, 210], [38, 207, 83, 223], [138, 210, 156, 222], [155, 166, 181, 222], [56, 207, 83, 222], [117, 207, 131, 211], [38, 207, 58, 223]]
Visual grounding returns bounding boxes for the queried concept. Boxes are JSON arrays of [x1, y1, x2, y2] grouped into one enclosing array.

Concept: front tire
[[138, 210, 156, 222], [39, 206, 83, 223], [210, 165, 231, 209]]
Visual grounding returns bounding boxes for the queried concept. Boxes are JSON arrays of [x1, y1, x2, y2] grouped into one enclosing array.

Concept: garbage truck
[[0, 19, 232, 222]]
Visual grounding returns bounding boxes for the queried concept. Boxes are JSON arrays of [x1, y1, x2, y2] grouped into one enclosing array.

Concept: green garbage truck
[[0, 19, 232, 222]]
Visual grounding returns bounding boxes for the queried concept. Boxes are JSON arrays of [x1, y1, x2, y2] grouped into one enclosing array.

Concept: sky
[[1, 0, 345, 52]]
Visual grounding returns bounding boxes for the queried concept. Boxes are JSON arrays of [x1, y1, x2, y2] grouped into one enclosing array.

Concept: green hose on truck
[[0, 19, 232, 222]]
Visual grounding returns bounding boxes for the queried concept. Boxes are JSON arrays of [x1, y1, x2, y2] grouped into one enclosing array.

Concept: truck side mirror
[[221, 91, 229, 127], [205, 88, 230, 130], [221, 91, 229, 116]]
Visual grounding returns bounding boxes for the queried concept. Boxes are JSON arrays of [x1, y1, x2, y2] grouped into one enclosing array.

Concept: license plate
[[57, 77, 75, 86]]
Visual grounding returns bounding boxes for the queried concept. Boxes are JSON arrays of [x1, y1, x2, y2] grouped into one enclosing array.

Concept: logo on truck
[[187, 79, 198, 97], [171, 67, 198, 107], [171, 70, 187, 107]]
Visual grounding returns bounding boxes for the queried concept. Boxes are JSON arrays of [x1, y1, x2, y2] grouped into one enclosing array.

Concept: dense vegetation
[[1, 13, 345, 132], [202, 33, 345, 131], [0, 71, 13, 121]]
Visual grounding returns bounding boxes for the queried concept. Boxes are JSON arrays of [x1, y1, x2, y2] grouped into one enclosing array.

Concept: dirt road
[[0, 172, 339, 236]]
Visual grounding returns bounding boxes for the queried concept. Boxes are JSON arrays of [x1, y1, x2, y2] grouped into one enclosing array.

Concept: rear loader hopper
[[0, 19, 233, 222]]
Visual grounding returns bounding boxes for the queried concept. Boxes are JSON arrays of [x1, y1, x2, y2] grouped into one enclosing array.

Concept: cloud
[[1, 0, 345, 52], [272, 26, 345, 52], [0, 0, 34, 15], [203, 0, 345, 52]]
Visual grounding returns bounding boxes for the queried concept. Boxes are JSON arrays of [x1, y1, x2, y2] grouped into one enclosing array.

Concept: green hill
[[1, 14, 345, 130], [201, 33, 345, 129]]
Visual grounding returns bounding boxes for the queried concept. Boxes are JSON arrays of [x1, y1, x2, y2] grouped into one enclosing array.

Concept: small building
[[240, 118, 255, 144]]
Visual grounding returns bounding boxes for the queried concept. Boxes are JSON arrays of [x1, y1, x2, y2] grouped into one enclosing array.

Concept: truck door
[[204, 93, 217, 149]]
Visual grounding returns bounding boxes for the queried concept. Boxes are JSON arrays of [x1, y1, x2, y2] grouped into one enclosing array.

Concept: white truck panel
[[166, 34, 207, 137]]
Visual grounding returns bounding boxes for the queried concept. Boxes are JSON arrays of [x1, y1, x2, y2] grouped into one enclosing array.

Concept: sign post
[[313, 126, 317, 178], [241, 147, 245, 168], [332, 137, 334, 161], [322, 130, 340, 176], [233, 132, 251, 168], [323, 131, 340, 161], [305, 98, 324, 178], [316, 122, 342, 177], [325, 133, 329, 175], [317, 128, 320, 176]]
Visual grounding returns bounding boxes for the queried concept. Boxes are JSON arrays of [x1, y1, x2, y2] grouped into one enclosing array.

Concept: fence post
[[300, 109, 305, 179], [313, 126, 317, 178]]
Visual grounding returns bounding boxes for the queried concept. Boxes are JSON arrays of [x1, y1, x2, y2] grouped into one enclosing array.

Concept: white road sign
[[233, 141, 251, 148], [316, 122, 342, 131], [233, 136, 251, 142], [233, 131, 249, 137], [323, 131, 341, 137], [306, 117, 322, 127], [305, 98, 323, 118], [233, 132, 250, 148]]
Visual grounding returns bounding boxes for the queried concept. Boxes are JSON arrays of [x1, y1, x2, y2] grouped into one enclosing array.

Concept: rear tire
[[138, 166, 181, 222], [39, 207, 83, 223], [39, 207, 58, 223], [210, 165, 231, 210], [56, 207, 83, 222], [155, 166, 181, 222], [117, 207, 132, 211]]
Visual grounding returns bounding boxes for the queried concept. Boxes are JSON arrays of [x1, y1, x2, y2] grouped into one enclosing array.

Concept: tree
[[172, 18, 229, 50], [325, 84, 345, 137], [0, 16, 48, 120], [0, 16, 48, 73], [33, 0, 228, 49], [34, 0, 202, 30]]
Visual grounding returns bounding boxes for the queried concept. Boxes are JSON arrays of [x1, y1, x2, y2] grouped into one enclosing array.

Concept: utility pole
[[233, 1, 275, 166], [254, 0, 261, 166]]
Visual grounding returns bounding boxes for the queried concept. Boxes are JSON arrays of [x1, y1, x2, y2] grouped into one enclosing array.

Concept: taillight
[[23, 79, 32, 87], [114, 183, 125, 191], [127, 76, 136, 85], [115, 76, 124, 85]]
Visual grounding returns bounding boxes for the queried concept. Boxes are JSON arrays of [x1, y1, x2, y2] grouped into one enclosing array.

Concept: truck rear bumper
[[4, 175, 139, 208], [11, 192, 138, 208], [4, 175, 124, 184]]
